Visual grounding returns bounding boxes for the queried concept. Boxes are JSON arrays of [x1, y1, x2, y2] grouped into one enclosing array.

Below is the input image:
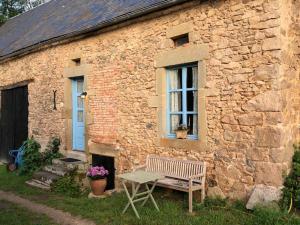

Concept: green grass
[[0, 200, 57, 225], [0, 166, 300, 225]]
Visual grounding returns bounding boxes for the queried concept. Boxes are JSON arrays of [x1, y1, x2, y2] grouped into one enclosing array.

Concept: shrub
[[51, 168, 84, 198], [42, 137, 62, 165], [281, 143, 300, 210], [19, 137, 62, 175], [252, 206, 300, 225], [19, 137, 42, 175]]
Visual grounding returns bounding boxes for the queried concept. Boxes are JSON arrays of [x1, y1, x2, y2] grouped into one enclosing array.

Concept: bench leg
[[188, 187, 193, 213], [201, 186, 205, 202]]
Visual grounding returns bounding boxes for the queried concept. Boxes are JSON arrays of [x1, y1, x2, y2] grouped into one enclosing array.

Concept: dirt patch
[[30, 193, 51, 202]]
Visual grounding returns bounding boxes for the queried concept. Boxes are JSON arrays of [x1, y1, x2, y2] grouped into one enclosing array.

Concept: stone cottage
[[0, 0, 299, 198]]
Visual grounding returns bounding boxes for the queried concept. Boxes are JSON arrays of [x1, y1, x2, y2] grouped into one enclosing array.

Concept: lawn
[[0, 200, 57, 225], [0, 165, 299, 225]]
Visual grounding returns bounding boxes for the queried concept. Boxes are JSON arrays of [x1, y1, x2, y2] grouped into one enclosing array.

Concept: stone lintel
[[154, 44, 209, 68], [64, 64, 90, 78], [0, 79, 34, 90], [88, 141, 118, 158], [166, 22, 193, 39]]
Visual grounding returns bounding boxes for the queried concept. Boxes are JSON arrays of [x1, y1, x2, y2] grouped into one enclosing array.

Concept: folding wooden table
[[118, 170, 164, 219]]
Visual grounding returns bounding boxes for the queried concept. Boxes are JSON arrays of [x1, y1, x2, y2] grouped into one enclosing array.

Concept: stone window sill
[[160, 138, 207, 151]]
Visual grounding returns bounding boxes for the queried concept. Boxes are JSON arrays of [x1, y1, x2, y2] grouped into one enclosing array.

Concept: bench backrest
[[145, 155, 206, 182]]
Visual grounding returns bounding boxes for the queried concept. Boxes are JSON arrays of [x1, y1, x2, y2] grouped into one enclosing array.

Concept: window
[[172, 34, 189, 47], [72, 58, 81, 66], [167, 64, 198, 139]]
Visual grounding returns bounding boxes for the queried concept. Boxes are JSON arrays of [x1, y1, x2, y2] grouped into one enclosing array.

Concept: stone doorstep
[[52, 158, 88, 172], [65, 151, 88, 162], [52, 158, 84, 165], [52, 158, 88, 170], [43, 164, 70, 176], [26, 180, 50, 190]]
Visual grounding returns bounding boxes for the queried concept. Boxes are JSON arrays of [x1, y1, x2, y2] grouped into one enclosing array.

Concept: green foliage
[[281, 143, 300, 210], [0, 0, 26, 24], [42, 137, 62, 165], [19, 137, 62, 175], [252, 206, 300, 225], [0, 0, 48, 25], [203, 196, 228, 208], [1, 165, 300, 225], [50, 168, 83, 198], [19, 137, 42, 175]]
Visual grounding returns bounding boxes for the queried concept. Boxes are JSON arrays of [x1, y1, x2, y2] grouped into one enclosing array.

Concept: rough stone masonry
[[0, 0, 299, 198]]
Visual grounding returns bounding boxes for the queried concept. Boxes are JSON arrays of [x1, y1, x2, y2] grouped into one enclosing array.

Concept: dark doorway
[[92, 154, 115, 190], [0, 86, 28, 162]]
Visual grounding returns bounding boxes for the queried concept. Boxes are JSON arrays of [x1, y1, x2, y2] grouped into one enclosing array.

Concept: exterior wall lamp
[[80, 91, 87, 99]]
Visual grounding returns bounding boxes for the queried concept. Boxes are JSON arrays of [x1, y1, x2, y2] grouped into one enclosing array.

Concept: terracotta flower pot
[[175, 130, 188, 139], [90, 178, 107, 196]]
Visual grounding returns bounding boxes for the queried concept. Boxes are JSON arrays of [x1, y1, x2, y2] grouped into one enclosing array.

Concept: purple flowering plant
[[86, 166, 109, 180]]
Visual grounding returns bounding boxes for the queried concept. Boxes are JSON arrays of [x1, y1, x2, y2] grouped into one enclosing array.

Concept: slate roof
[[0, 0, 189, 61]]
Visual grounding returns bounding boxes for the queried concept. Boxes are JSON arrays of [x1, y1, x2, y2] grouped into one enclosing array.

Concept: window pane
[[77, 96, 84, 108], [169, 92, 182, 112], [77, 110, 84, 122], [170, 114, 183, 134], [169, 68, 182, 90], [187, 91, 197, 112], [187, 114, 198, 135], [77, 80, 84, 93], [187, 66, 198, 89]]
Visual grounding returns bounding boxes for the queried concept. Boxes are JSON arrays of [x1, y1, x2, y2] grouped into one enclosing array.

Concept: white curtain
[[192, 67, 198, 88], [193, 115, 198, 135], [169, 70, 181, 132]]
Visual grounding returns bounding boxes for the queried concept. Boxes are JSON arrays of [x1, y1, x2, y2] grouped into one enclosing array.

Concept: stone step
[[32, 171, 60, 185], [28, 178, 51, 187], [52, 158, 88, 173], [26, 179, 50, 190], [43, 164, 70, 176]]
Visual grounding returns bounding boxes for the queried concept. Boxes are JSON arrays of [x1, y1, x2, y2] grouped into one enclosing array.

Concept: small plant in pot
[[175, 124, 189, 139], [86, 166, 109, 196]]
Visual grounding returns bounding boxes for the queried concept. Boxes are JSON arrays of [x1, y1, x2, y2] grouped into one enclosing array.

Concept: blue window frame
[[167, 64, 198, 140]]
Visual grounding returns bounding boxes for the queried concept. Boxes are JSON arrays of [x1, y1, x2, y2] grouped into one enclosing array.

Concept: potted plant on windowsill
[[175, 124, 189, 139], [86, 166, 109, 196]]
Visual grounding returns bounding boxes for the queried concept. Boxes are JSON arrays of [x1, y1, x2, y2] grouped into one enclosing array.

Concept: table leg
[[123, 182, 136, 214], [122, 180, 141, 219], [141, 180, 160, 211]]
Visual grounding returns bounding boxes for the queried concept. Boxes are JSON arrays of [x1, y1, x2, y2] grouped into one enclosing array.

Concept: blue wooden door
[[72, 78, 85, 151]]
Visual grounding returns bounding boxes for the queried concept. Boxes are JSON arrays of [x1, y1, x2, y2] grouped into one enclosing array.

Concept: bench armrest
[[133, 164, 146, 172]]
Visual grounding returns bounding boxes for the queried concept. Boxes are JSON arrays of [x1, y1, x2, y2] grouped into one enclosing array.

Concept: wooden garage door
[[0, 86, 28, 162]]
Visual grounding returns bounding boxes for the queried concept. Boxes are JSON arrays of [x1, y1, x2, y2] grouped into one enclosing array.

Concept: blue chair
[[8, 144, 25, 168]]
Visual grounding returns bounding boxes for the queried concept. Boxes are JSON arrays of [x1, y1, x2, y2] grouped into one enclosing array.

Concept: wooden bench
[[135, 155, 206, 213]]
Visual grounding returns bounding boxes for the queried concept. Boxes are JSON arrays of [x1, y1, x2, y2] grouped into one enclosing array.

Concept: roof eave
[[0, 0, 192, 63]]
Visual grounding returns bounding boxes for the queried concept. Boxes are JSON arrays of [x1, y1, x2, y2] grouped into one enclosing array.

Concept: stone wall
[[279, 0, 300, 171], [0, 0, 299, 198]]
